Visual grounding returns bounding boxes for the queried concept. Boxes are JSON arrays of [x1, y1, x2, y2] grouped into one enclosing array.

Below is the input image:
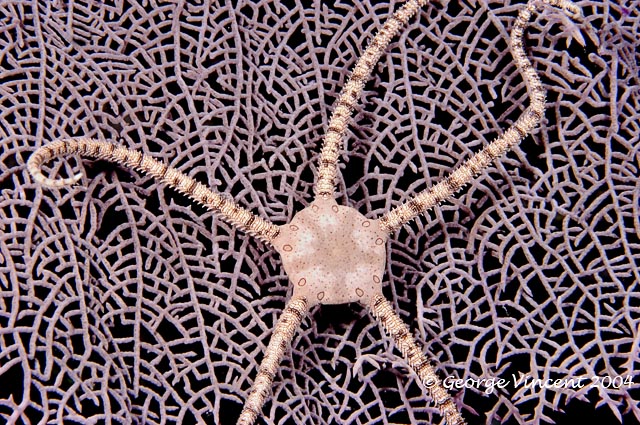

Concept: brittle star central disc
[[273, 197, 388, 306]]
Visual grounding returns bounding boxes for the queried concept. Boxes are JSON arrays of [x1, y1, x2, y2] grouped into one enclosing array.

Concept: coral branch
[[371, 294, 465, 425], [27, 137, 280, 243], [378, 0, 584, 234], [314, 0, 429, 198], [237, 297, 308, 425]]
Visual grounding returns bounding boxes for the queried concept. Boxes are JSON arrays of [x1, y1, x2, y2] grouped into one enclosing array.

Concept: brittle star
[[27, 0, 586, 423]]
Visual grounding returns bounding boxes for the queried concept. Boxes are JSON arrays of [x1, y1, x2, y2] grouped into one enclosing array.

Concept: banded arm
[[314, 0, 429, 198], [27, 137, 280, 243], [378, 0, 583, 234], [237, 297, 309, 425], [371, 294, 465, 425]]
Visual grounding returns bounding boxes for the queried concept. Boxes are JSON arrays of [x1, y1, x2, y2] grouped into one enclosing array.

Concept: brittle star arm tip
[[26, 137, 280, 244], [377, 0, 585, 235]]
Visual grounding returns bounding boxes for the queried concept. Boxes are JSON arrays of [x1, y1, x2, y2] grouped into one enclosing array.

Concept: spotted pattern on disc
[[273, 197, 387, 306]]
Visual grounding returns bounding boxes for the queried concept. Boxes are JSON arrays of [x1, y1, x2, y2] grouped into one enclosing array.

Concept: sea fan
[[1, 0, 638, 424]]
